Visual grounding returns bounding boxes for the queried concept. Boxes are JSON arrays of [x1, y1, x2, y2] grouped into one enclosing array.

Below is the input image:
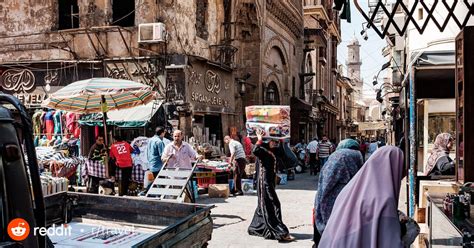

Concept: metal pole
[[408, 68, 416, 217], [101, 95, 110, 178]]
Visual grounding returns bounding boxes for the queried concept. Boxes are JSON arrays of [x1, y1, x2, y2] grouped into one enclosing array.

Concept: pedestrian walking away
[[313, 139, 363, 245], [319, 146, 408, 248], [248, 129, 295, 242], [306, 137, 319, 175], [224, 135, 247, 196]]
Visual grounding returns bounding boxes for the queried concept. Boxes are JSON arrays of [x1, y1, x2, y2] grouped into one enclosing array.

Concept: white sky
[[337, 0, 388, 98]]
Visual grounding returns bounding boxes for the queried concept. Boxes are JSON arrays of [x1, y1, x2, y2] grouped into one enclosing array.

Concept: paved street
[[197, 172, 409, 248], [197, 172, 317, 248]]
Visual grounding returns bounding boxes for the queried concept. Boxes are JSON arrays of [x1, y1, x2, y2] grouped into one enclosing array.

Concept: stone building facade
[[302, 0, 341, 141], [0, 0, 305, 146], [230, 0, 304, 138]]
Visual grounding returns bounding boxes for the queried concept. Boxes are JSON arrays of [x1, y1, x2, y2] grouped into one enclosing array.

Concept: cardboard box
[[419, 180, 459, 208], [415, 207, 426, 223], [208, 184, 230, 198]]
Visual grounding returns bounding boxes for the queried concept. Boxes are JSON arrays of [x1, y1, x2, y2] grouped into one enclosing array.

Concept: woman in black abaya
[[248, 129, 295, 242]]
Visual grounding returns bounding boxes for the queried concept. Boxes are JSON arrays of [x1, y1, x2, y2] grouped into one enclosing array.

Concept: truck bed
[[44, 192, 213, 248]]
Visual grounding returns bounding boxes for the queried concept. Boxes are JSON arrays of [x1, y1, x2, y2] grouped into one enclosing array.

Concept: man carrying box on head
[[225, 135, 247, 196]]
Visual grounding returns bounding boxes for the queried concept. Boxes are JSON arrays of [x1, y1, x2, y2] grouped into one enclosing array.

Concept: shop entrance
[[204, 114, 223, 147]]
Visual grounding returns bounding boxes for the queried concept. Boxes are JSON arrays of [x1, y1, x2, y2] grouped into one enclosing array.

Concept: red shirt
[[110, 141, 133, 168]]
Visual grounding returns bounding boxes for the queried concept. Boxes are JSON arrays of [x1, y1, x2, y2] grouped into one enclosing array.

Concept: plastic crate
[[195, 172, 216, 188]]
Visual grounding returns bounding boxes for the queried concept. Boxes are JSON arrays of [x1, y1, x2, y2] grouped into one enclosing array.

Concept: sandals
[[278, 234, 296, 243]]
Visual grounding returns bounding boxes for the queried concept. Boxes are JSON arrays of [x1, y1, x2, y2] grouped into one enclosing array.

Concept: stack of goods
[[443, 192, 471, 223], [131, 136, 149, 171], [36, 147, 84, 179], [40, 174, 69, 196], [245, 105, 290, 139]]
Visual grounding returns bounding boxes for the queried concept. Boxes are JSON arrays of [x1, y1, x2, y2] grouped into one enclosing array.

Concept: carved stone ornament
[[1, 69, 36, 93]]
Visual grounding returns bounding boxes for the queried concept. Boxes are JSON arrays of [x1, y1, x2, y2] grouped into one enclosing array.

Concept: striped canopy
[[43, 78, 156, 114]]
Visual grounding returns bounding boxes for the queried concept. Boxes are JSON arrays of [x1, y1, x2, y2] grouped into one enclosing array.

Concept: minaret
[[346, 36, 362, 100]]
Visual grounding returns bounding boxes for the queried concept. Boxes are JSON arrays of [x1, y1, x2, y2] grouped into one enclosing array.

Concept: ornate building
[[302, 0, 341, 141], [231, 0, 304, 137]]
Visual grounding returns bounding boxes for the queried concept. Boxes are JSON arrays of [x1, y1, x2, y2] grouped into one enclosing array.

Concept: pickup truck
[[44, 192, 213, 247], [0, 94, 213, 248]]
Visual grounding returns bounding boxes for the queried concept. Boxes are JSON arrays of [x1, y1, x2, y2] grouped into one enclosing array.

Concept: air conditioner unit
[[138, 23, 166, 43]]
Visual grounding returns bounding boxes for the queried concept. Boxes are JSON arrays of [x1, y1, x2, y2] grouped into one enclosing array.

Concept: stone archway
[[264, 37, 289, 73]]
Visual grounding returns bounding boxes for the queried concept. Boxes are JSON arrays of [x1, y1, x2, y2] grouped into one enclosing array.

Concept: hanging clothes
[[53, 110, 62, 135], [40, 111, 46, 134], [32, 111, 42, 136], [65, 112, 76, 133], [95, 126, 99, 139], [39, 136, 49, 147], [65, 112, 81, 138], [45, 111, 54, 140]]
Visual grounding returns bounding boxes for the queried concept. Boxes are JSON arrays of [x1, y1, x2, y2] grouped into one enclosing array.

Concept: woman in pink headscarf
[[319, 146, 405, 248], [424, 133, 455, 176]]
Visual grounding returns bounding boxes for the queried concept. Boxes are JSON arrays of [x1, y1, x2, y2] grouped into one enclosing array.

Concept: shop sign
[[190, 92, 230, 107], [106, 60, 166, 98], [0, 68, 49, 107], [358, 121, 386, 131], [14, 93, 48, 106], [188, 67, 234, 110], [1, 69, 36, 93]]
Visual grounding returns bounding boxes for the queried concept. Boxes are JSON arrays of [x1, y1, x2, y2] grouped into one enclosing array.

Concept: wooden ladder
[[145, 164, 196, 202]]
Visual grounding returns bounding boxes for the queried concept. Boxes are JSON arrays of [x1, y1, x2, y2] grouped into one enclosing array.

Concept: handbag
[[398, 210, 420, 246]]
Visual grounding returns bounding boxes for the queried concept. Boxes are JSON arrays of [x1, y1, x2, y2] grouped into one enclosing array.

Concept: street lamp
[[238, 79, 246, 96], [236, 73, 251, 96], [372, 61, 392, 86]]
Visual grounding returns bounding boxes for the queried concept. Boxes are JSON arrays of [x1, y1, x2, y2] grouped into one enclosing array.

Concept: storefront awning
[[416, 51, 455, 66], [358, 121, 386, 131], [290, 97, 312, 112], [79, 100, 163, 128]]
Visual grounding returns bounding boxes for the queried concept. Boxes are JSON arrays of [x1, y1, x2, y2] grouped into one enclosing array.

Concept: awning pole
[[101, 95, 110, 178], [409, 68, 416, 217]]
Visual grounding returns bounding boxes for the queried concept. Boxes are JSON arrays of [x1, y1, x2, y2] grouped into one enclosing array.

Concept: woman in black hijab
[[248, 129, 295, 242]]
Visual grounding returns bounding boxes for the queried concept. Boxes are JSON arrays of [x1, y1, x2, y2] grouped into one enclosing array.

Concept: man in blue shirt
[[147, 127, 166, 178]]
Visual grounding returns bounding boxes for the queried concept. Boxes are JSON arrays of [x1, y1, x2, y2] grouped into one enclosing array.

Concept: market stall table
[[427, 192, 473, 247], [81, 159, 145, 183], [194, 160, 232, 189]]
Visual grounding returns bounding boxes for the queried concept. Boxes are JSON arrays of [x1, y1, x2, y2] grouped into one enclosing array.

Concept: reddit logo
[[7, 218, 30, 241]]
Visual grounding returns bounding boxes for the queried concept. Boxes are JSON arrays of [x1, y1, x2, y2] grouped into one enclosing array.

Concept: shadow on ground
[[276, 172, 319, 191], [211, 214, 246, 229]]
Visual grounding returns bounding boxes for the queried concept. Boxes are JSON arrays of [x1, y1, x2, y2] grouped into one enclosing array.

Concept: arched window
[[266, 82, 280, 105]]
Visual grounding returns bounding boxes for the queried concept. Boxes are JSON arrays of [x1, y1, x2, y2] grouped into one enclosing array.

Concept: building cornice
[[304, 5, 341, 43], [266, 0, 303, 38]]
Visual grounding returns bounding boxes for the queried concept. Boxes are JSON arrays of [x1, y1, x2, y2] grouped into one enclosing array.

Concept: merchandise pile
[[40, 174, 69, 196]]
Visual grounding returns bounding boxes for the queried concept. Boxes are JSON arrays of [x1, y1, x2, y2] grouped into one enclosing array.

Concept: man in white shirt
[[306, 137, 319, 175], [225, 136, 247, 196], [162, 130, 200, 169]]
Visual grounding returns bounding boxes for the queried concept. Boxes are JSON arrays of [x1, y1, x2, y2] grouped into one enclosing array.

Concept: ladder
[[145, 163, 197, 202]]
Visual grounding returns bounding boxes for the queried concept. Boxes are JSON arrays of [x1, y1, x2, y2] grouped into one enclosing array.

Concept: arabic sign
[[358, 121, 387, 131], [105, 60, 166, 98], [187, 62, 234, 112]]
